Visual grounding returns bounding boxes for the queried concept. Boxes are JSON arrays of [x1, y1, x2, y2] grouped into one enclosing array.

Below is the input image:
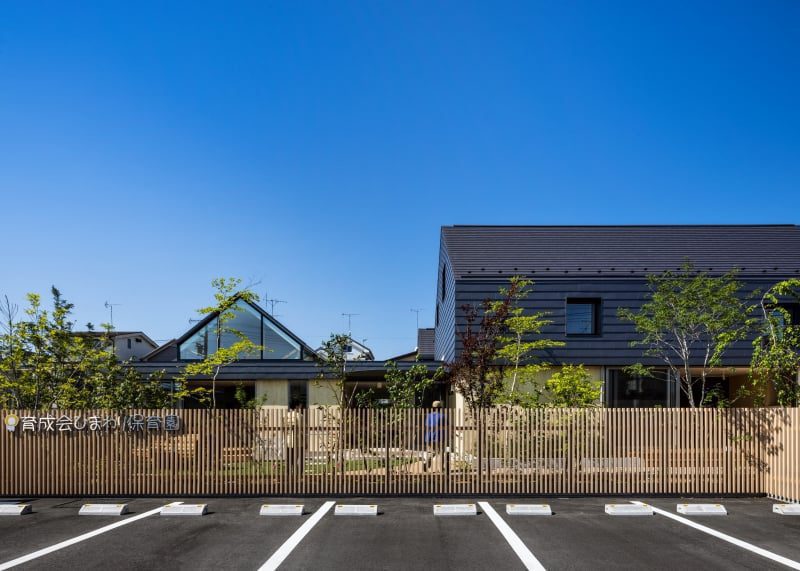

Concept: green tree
[[315, 333, 354, 408], [448, 276, 535, 412], [384, 360, 444, 408], [234, 382, 269, 409], [749, 279, 800, 406], [618, 262, 755, 408], [177, 278, 262, 409], [495, 288, 565, 406], [545, 365, 601, 407], [0, 289, 170, 410]]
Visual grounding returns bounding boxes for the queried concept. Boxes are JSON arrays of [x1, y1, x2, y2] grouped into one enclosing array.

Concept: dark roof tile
[[441, 225, 800, 278]]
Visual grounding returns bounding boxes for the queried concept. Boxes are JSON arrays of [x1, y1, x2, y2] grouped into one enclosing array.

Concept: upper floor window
[[565, 298, 600, 335], [178, 303, 301, 360], [441, 265, 447, 301], [767, 303, 800, 339]]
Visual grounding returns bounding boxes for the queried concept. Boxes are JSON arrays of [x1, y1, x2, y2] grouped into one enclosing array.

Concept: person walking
[[424, 401, 445, 472]]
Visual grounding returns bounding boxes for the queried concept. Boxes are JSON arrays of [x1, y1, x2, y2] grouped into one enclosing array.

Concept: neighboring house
[[316, 338, 375, 361], [134, 299, 443, 409], [389, 328, 436, 362], [434, 225, 800, 408], [78, 331, 159, 361]]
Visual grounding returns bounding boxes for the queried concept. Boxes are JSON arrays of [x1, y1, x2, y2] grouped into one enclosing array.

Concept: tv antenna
[[104, 301, 121, 327], [341, 312, 359, 334], [410, 308, 424, 330], [266, 297, 287, 316]]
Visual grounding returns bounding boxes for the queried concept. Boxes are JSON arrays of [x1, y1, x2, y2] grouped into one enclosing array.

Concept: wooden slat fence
[[0, 408, 797, 499]]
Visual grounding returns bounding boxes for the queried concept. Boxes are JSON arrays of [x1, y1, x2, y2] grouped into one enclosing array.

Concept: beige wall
[[255, 380, 289, 409], [309, 380, 341, 407], [514, 365, 603, 402], [450, 365, 605, 415]]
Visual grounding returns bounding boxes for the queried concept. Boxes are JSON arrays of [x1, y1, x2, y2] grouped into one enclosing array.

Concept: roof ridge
[[446, 224, 798, 229]]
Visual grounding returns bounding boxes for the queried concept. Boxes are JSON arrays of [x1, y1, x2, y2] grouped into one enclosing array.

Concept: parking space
[[500, 497, 787, 570], [0, 496, 798, 570], [646, 497, 800, 564], [0, 498, 166, 561], [279, 498, 515, 570], [4, 499, 326, 571]]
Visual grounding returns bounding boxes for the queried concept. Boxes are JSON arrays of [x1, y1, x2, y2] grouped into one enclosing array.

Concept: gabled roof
[[147, 298, 317, 361], [141, 338, 177, 362], [441, 225, 800, 279], [386, 350, 418, 361], [315, 337, 375, 361], [74, 330, 158, 348]]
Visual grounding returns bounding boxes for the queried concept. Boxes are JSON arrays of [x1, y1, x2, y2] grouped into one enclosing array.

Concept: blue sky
[[1, 1, 798, 358]]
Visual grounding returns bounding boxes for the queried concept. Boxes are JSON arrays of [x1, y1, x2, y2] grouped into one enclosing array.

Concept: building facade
[[135, 299, 444, 409], [434, 225, 800, 408]]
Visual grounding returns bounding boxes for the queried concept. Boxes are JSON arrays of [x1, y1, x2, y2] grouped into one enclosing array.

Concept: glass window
[[179, 304, 303, 360], [607, 369, 670, 408], [289, 381, 308, 409], [205, 317, 220, 357], [179, 326, 208, 360], [220, 304, 262, 359], [262, 316, 301, 359], [566, 299, 599, 335]]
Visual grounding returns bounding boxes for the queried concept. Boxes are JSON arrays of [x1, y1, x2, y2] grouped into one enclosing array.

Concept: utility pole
[[104, 301, 121, 328], [410, 308, 423, 330]]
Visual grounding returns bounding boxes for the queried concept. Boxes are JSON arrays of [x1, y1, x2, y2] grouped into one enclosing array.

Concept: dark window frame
[[565, 297, 601, 336]]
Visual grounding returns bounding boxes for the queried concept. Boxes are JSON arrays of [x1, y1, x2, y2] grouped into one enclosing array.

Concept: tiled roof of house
[[441, 225, 800, 279], [417, 328, 435, 359]]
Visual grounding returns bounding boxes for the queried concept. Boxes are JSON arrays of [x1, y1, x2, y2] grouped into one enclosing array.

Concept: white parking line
[[0, 502, 178, 570], [258, 501, 335, 571], [478, 502, 546, 571], [631, 501, 800, 570]]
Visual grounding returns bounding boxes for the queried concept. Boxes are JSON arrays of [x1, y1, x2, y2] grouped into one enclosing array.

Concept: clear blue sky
[[1, 1, 798, 358]]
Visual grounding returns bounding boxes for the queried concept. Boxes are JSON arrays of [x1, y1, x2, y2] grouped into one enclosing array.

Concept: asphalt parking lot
[[0, 497, 799, 570]]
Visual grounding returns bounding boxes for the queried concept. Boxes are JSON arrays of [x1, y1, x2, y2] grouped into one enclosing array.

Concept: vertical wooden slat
[[0, 406, 798, 501]]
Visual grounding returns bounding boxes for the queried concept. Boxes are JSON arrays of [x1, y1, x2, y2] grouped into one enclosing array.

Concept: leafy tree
[[448, 276, 531, 412], [749, 279, 800, 406], [495, 290, 565, 406], [0, 288, 171, 410], [545, 365, 601, 407], [177, 278, 262, 409], [618, 262, 755, 408], [315, 333, 356, 408], [234, 382, 269, 409], [384, 360, 445, 408]]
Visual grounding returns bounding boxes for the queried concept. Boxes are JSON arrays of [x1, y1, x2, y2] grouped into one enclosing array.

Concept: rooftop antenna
[[341, 312, 359, 335], [266, 296, 287, 317], [104, 301, 121, 328], [410, 308, 423, 330]]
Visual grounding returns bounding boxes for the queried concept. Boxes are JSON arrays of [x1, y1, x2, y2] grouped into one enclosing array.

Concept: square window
[[565, 298, 600, 335]]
